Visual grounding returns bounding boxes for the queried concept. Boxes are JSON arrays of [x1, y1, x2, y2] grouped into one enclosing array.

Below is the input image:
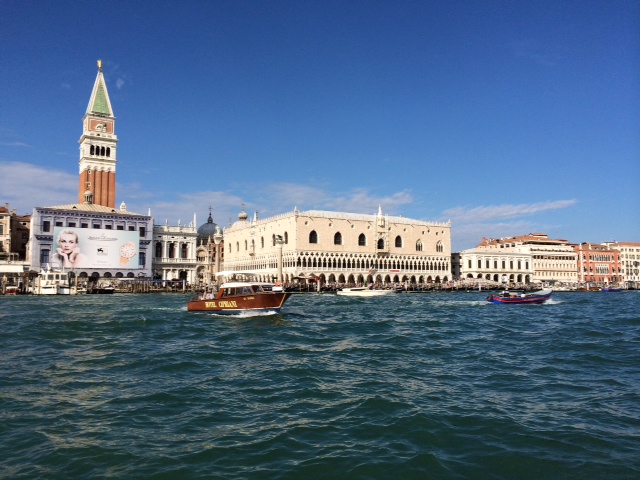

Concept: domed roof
[[197, 211, 220, 244]]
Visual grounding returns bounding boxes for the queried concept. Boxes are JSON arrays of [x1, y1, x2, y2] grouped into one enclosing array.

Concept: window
[[105, 225, 112, 229], [117, 225, 124, 230], [40, 249, 50, 264], [0, 225, 3, 235], [261, 237, 264, 248], [68, 222, 76, 227], [436, 241, 443, 253], [140, 227, 146, 237], [181, 243, 188, 259], [334, 232, 342, 245], [377, 238, 384, 249], [416, 240, 423, 252], [93, 224, 101, 229], [155, 242, 162, 258], [395, 236, 403, 248], [284, 232, 288, 244], [168, 243, 175, 259], [42, 221, 50, 232], [128, 226, 135, 231], [55, 222, 63, 227], [358, 234, 366, 246], [81, 223, 88, 228], [309, 230, 318, 244]]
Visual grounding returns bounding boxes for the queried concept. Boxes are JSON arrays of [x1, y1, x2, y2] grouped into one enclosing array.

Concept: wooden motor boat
[[486, 289, 552, 304], [187, 272, 292, 314]]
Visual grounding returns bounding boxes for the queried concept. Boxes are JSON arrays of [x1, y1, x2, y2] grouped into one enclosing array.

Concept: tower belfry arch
[[78, 60, 118, 208]]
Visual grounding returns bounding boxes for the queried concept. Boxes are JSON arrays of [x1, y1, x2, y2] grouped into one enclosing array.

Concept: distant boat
[[187, 271, 292, 314], [601, 286, 623, 292], [486, 289, 552, 304], [31, 268, 72, 295], [337, 287, 395, 297]]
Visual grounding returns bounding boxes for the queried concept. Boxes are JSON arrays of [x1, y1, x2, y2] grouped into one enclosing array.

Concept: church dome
[[197, 211, 219, 244]]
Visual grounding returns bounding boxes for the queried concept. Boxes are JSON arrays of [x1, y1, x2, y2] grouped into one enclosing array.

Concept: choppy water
[[1, 291, 639, 479]]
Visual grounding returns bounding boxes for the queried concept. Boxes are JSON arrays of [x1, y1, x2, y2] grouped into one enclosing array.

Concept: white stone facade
[[461, 234, 578, 285], [458, 247, 534, 284], [222, 207, 452, 286], [152, 221, 198, 283]]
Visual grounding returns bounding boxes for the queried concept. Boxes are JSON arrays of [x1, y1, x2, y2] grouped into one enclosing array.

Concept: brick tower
[[78, 60, 118, 208]]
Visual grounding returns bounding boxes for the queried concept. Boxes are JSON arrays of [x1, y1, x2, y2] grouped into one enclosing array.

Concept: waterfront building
[[222, 206, 452, 287], [0, 204, 11, 259], [152, 217, 198, 284], [457, 238, 534, 284], [26, 61, 153, 283], [195, 210, 224, 285], [0, 203, 31, 291], [457, 233, 578, 285], [604, 241, 640, 287], [574, 242, 621, 285], [29, 203, 153, 281]]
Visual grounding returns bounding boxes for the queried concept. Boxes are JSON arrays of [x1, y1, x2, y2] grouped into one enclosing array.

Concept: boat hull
[[487, 290, 552, 304], [187, 292, 292, 314]]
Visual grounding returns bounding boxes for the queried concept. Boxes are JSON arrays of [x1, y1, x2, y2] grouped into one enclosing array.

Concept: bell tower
[[78, 60, 118, 208]]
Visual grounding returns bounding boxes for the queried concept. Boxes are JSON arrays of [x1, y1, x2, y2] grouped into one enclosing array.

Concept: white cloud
[[0, 161, 77, 213], [442, 200, 577, 223]]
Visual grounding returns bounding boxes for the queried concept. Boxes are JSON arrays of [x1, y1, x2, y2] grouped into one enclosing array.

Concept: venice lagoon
[[1, 291, 639, 479]]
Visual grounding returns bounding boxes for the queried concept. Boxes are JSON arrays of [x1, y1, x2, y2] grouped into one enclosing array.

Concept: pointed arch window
[[436, 241, 443, 253], [358, 233, 366, 246], [377, 238, 384, 249], [416, 240, 423, 252], [395, 236, 403, 248], [334, 232, 342, 245], [284, 232, 288, 244], [309, 230, 318, 244]]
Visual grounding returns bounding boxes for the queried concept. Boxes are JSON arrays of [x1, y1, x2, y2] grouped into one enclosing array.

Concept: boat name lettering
[[218, 301, 237, 308], [205, 301, 238, 308]]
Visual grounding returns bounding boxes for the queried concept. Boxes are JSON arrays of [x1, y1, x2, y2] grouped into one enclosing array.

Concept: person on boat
[[55, 230, 88, 269]]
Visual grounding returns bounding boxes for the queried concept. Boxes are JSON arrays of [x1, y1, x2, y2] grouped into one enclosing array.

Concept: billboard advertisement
[[52, 227, 139, 270]]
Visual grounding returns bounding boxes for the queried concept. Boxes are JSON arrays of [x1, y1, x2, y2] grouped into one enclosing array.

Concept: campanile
[[78, 60, 118, 208]]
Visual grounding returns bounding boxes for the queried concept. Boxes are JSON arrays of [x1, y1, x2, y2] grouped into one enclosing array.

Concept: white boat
[[337, 287, 395, 297], [32, 268, 72, 295]]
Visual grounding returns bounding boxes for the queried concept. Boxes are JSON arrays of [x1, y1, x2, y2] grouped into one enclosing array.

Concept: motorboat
[[486, 289, 552, 304], [337, 287, 395, 297], [31, 268, 72, 295], [187, 271, 292, 314], [601, 286, 623, 292]]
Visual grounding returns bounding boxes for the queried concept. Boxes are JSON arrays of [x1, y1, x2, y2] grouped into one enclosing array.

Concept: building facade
[[222, 206, 452, 286], [574, 242, 621, 285], [606, 242, 640, 287], [457, 238, 534, 285], [195, 210, 224, 286], [457, 234, 578, 285], [29, 203, 153, 280], [152, 218, 198, 284]]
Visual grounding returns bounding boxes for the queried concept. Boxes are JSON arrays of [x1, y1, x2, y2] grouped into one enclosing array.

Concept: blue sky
[[1, 0, 638, 250]]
